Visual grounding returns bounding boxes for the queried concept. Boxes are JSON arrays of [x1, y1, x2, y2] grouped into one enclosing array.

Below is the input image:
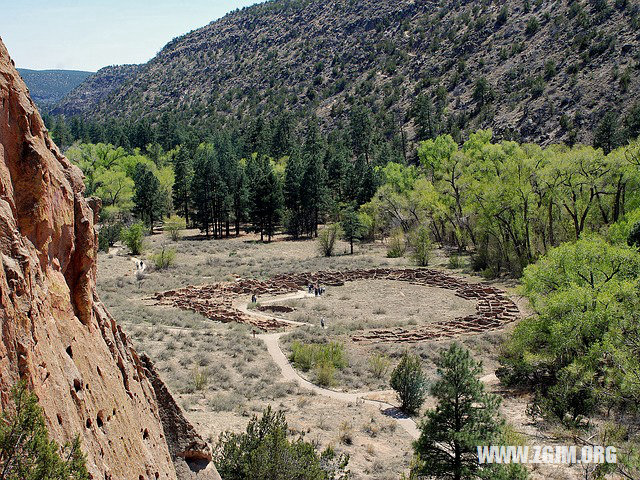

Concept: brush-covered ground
[[97, 229, 585, 479]]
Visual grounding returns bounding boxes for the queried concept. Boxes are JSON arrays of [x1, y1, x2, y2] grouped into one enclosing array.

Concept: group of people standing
[[308, 283, 325, 296]]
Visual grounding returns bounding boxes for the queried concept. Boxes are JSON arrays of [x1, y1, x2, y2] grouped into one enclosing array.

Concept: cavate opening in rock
[[143, 428, 149, 440], [86, 418, 92, 428], [56, 413, 63, 425], [66, 345, 73, 358], [185, 458, 210, 474], [73, 378, 82, 392], [96, 410, 105, 428]]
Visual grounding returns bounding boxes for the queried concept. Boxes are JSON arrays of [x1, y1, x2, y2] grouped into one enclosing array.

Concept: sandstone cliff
[[0, 38, 218, 480]]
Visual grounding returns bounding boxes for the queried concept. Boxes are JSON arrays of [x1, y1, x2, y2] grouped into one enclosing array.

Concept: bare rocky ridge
[[52, 0, 640, 145], [0, 38, 218, 480]]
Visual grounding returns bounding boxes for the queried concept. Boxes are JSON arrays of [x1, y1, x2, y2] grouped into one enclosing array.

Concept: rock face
[[0, 38, 218, 480]]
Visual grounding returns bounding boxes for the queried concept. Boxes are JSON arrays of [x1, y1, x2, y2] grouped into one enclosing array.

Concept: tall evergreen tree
[[283, 148, 306, 238], [594, 111, 622, 154], [172, 145, 194, 226], [350, 104, 373, 162], [412, 344, 522, 480], [412, 94, 441, 141], [247, 155, 283, 242], [132, 163, 163, 233]]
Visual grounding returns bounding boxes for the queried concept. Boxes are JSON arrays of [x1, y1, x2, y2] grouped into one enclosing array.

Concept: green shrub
[[164, 215, 187, 241], [315, 361, 336, 387], [447, 254, 462, 269], [290, 341, 347, 374], [386, 229, 406, 258], [193, 366, 209, 391], [0, 382, 89, 479], [317, 223, 342, 257], [410, 226, 432, 266], [121, 222, 145, 255], [368, 353, 392, 379], [526, 17, 540, 35], [151, 246, 176, 270], [213, 407, 349, 480], [98, 222, 122, 252], [390, 352, 428, 414]]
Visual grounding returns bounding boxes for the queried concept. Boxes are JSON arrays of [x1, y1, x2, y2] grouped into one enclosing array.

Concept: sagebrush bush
[[368, 353, 392, 379]]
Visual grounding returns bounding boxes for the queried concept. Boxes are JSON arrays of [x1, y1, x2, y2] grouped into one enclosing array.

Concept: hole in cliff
[[142, 428, 149, 440], [185, 458, 210, 474], [155, 473, 159, 479], [96, 410, 105, 428], [56, 413, 63, 425], [73, 379, 82, 392], [66, 346, 73, 358], [96, 366, 102, 377], [112, 408, 116, 417], [86, 418, 92, 428], [139, 476, 144, 480]]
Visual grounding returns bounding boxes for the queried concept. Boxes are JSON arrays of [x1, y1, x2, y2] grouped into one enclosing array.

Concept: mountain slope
[[17, 68, 93, 109], [53, 0, 640, 145]]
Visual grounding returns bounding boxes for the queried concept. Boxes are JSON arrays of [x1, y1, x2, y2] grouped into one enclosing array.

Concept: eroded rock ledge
[[0, 37, 217, 480]]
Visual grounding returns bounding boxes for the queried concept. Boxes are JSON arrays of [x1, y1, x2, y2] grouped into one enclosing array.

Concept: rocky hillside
[[17, 68, 92, 110], [53, 64, 140, 117], [53, 0, 640, 145], [0, 39, 219, 480]]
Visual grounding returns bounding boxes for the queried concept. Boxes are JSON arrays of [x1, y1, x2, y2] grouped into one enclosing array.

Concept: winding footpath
[[237, 292, 421, 439]]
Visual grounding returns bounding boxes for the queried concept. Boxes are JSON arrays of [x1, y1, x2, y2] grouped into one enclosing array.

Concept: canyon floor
[[97, 229, 587, 480]]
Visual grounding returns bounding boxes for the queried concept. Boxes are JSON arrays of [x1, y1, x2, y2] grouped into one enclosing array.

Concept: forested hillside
[[17, 68, 92, 109], [52, 0, 640, 147]]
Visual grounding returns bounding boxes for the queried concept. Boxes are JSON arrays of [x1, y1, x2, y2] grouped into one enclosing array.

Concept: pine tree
[[350, 104, 373, 162], [340, 205, 363, 254], [390, 352, 428, 414], [172, 146, 194, 226], [412, 343, 512, 480], [284, 149, 305, 238], [0, 382, 89, 479], [301, 123, 329, 237], [412, 94, 440, 141], [132, 163, 163, 233], [247, 155, 283, 242], [190, 144, 225, 238], [593, 111, 622, 154]]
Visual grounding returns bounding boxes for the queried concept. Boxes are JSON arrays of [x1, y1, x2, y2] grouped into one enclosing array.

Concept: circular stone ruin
[[152, 268, 520, 343]]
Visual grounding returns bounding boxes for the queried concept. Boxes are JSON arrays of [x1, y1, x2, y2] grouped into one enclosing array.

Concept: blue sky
[[2, 0, 261, 71]]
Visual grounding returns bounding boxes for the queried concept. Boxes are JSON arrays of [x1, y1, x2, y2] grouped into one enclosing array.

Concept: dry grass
[[96, 229, 574, 480]]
